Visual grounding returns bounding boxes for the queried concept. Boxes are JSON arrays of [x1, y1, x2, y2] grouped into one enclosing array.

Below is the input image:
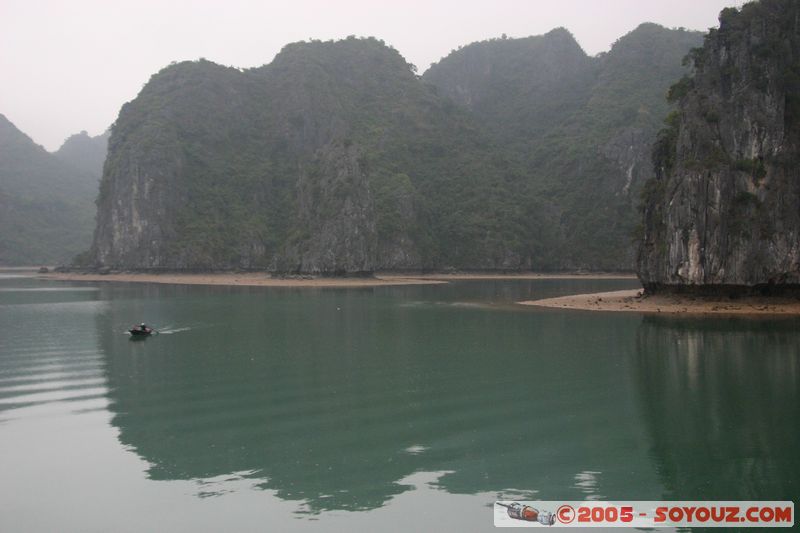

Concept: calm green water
[[0, 273, 798, 532]]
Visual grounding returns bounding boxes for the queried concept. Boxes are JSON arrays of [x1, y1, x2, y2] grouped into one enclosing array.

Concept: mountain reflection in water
[[4, 276, 794, 524], [634, 315, 800, 503]]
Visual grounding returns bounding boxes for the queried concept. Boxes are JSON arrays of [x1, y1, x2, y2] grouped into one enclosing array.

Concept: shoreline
[[520, 289, 800, 315], [37, 271, 636, 289], [39, 272, 445, 288], [394, 272, 635, 280], [22, 271, 800, 314]]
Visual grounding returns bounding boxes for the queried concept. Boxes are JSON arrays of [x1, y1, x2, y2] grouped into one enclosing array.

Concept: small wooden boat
[[129, 325, 154, 336]]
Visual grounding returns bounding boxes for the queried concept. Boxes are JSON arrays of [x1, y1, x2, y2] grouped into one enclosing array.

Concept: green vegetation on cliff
[[94, 38, 537, 271], [638, 0, 800, 290], [424, 23, 703, 269], [93, 27, 702, 272]]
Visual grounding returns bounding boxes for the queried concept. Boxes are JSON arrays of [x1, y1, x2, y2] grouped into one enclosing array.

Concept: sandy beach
[[38, 271, 637, 288], [32, 272, 800, 314], [40, 271, 449, 288], [520, 289, 800, 315], [403, 272, 635, 281]]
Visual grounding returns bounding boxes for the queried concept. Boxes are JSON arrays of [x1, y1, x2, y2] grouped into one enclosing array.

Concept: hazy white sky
[[1, 0, 742, 151]]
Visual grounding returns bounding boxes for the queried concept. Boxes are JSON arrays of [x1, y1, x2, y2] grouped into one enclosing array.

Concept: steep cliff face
[[638, 0, 800, 292], [91, 40, 520, 271], [282, 143, 376, 273], [92, 27, 701, 273], [93, 60, 272, 269]]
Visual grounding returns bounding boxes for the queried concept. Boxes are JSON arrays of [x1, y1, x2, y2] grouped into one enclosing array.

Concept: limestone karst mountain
[[638, 0, 800, 293], [91, 26, 701, 273]]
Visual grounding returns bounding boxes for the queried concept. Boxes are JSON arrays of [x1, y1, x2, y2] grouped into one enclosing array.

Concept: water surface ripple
[[0, 275, 797, 532]]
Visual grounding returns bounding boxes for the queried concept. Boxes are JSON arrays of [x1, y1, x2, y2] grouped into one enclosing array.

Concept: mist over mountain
[[89, 24, 701, 273], [424, 23, 703, 269], [55, 130, 109, 179], [0, 114, 99, 265], [423, 27, 598, 142]]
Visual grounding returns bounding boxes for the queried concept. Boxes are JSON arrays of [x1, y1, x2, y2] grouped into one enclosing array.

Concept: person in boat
[[139, 322, 149, 333]]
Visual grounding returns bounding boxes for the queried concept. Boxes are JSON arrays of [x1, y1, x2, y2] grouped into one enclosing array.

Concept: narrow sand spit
[[39, 271, 636, 288], [409, 273, 636, 281], [41, 272, 446, 288], [520, 289, 800, 315]]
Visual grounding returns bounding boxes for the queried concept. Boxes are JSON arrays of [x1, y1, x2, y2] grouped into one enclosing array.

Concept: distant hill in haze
[[0, 114, 101, 265], [55, 130, 109, 179], [422, 28, 598, 142], [423, 23, 704, 268], [88, 25, 702, 272]]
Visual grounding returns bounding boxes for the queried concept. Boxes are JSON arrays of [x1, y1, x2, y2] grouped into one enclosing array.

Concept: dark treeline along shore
[[3, 0, 799, 296]]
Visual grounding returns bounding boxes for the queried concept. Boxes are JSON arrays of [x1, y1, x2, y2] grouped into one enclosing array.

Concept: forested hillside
[[91, 26, 702, 272], [424, 23, 703, 268]]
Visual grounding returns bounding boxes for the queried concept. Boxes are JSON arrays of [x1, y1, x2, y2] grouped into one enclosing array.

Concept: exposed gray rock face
[[638, 0, 800, 293], [601, 127, 652, 195], [92, 125, 185, 269], [282, 142, 377, 274]]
